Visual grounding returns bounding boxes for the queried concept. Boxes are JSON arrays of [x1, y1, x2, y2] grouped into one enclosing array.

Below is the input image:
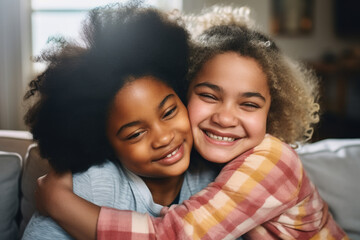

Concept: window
[[31, 0, 182, 72]]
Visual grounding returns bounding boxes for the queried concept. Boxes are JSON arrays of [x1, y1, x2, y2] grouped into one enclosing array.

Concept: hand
[[35, 167, 73, 216]]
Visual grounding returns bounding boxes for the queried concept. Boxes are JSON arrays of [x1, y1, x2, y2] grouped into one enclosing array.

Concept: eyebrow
[[116, 121, 141, 136], [158, 94, 175, 110], [194, 82, 222, 93], [242, 92, 266, 102], [194, 82, 266, 102], [116, 93, 175, 136]]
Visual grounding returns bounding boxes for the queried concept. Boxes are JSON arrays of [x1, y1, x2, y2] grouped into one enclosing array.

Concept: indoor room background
[[1, 0, 359, 140]]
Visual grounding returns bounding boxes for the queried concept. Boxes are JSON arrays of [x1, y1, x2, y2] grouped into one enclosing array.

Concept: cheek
[[187, 98, 208, 128], [117, 145, 147, 169], [110, 138, 142, 162], [177, 110, 193, 144], [243, 112, 268, 135]]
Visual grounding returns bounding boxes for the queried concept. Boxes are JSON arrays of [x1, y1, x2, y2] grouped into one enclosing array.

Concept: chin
[[164, 168, 187, 178], [199, 150, 235, 164], [173, 160, 190, 175]]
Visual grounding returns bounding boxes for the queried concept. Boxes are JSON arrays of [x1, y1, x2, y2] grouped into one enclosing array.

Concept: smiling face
[[106, 76, 192, 178], [187, 52, 271, 163]]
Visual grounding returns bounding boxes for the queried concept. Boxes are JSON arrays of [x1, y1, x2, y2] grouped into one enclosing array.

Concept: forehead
[[109, 76, 174, 119], [195, 52, 269, 92]]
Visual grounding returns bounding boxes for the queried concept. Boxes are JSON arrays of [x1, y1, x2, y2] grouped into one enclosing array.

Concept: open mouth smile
[[166, 147, 179, 158], [205, 131, 235, 142], [155, 143, 185, 165]]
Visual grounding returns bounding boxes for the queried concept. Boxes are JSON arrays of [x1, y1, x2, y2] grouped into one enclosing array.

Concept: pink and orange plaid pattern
[[97, 135, 348, 240]]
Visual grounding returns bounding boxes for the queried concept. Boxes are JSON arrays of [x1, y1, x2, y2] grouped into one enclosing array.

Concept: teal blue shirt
[[22, 159, 218, 240]]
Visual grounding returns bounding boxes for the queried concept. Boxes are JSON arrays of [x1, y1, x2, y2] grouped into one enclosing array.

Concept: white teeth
[[206, 132, 235, 142], [166, 148, 179, 158]]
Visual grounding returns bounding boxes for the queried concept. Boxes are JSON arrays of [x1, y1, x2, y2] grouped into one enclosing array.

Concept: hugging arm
[[39, 136, 311, 239], [97, 135, 306, 239], [35, 169, 100, 240]]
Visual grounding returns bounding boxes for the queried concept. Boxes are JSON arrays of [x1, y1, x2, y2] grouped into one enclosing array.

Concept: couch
[[0, 130, 359, 240]]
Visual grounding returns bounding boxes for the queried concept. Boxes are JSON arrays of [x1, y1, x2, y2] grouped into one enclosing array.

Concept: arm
[[36, 169, 100, 240], [97, 135, 304, 239]]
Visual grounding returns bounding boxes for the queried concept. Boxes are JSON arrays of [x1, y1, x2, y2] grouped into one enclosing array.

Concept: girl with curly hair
[[21, 3, 219, 240], [35, 5, 348, 240]]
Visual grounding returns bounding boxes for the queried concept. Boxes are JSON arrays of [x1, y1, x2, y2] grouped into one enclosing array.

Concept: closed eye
[[200, 93, 215, 99], [126, 131, 145, 140], [241, 102, 260, 110], [199, 93, 218, 102], [163, 106, 177, 119]]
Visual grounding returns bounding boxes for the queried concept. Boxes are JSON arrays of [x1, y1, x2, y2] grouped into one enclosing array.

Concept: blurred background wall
[[1, 0, 359, 140], [185, 0, 359, 60]]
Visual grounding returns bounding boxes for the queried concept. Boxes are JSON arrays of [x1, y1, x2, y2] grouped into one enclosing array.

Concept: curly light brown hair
[[183, 6, 320, 145]]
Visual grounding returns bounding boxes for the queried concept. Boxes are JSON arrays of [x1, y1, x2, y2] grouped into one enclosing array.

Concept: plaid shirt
[[97, 135, 348, 240]]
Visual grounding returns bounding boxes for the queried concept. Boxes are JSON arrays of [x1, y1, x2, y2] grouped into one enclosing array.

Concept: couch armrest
[[19, 144, 50, 238], [0, 130, 33, 161]]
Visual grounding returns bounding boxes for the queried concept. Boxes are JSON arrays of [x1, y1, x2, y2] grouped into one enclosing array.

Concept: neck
[[142, 174, 184, 206]]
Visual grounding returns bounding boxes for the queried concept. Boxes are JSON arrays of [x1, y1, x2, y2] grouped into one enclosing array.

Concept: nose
[[211, 105, 239, 128], [151, 123, 175, 149]]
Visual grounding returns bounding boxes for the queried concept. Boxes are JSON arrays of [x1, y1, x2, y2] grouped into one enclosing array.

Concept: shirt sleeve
[[97, 135, 304, 240]]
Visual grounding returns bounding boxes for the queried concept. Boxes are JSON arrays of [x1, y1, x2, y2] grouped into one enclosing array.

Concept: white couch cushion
[[297, 139, 360, 240], [0, 151, 22, 240]]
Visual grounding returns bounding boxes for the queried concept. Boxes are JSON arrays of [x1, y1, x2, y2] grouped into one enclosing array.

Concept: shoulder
[[252, 134, 300, 166], [255, 134, 295, 152], [247, 135, 304, 188], [73, 160, 122, 189], [74, 160, 122, 180], [224, 134, 303, 183], [74, 160, 119, 177], [22, 212, 72, 240], [72, 160, 128, 206]]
